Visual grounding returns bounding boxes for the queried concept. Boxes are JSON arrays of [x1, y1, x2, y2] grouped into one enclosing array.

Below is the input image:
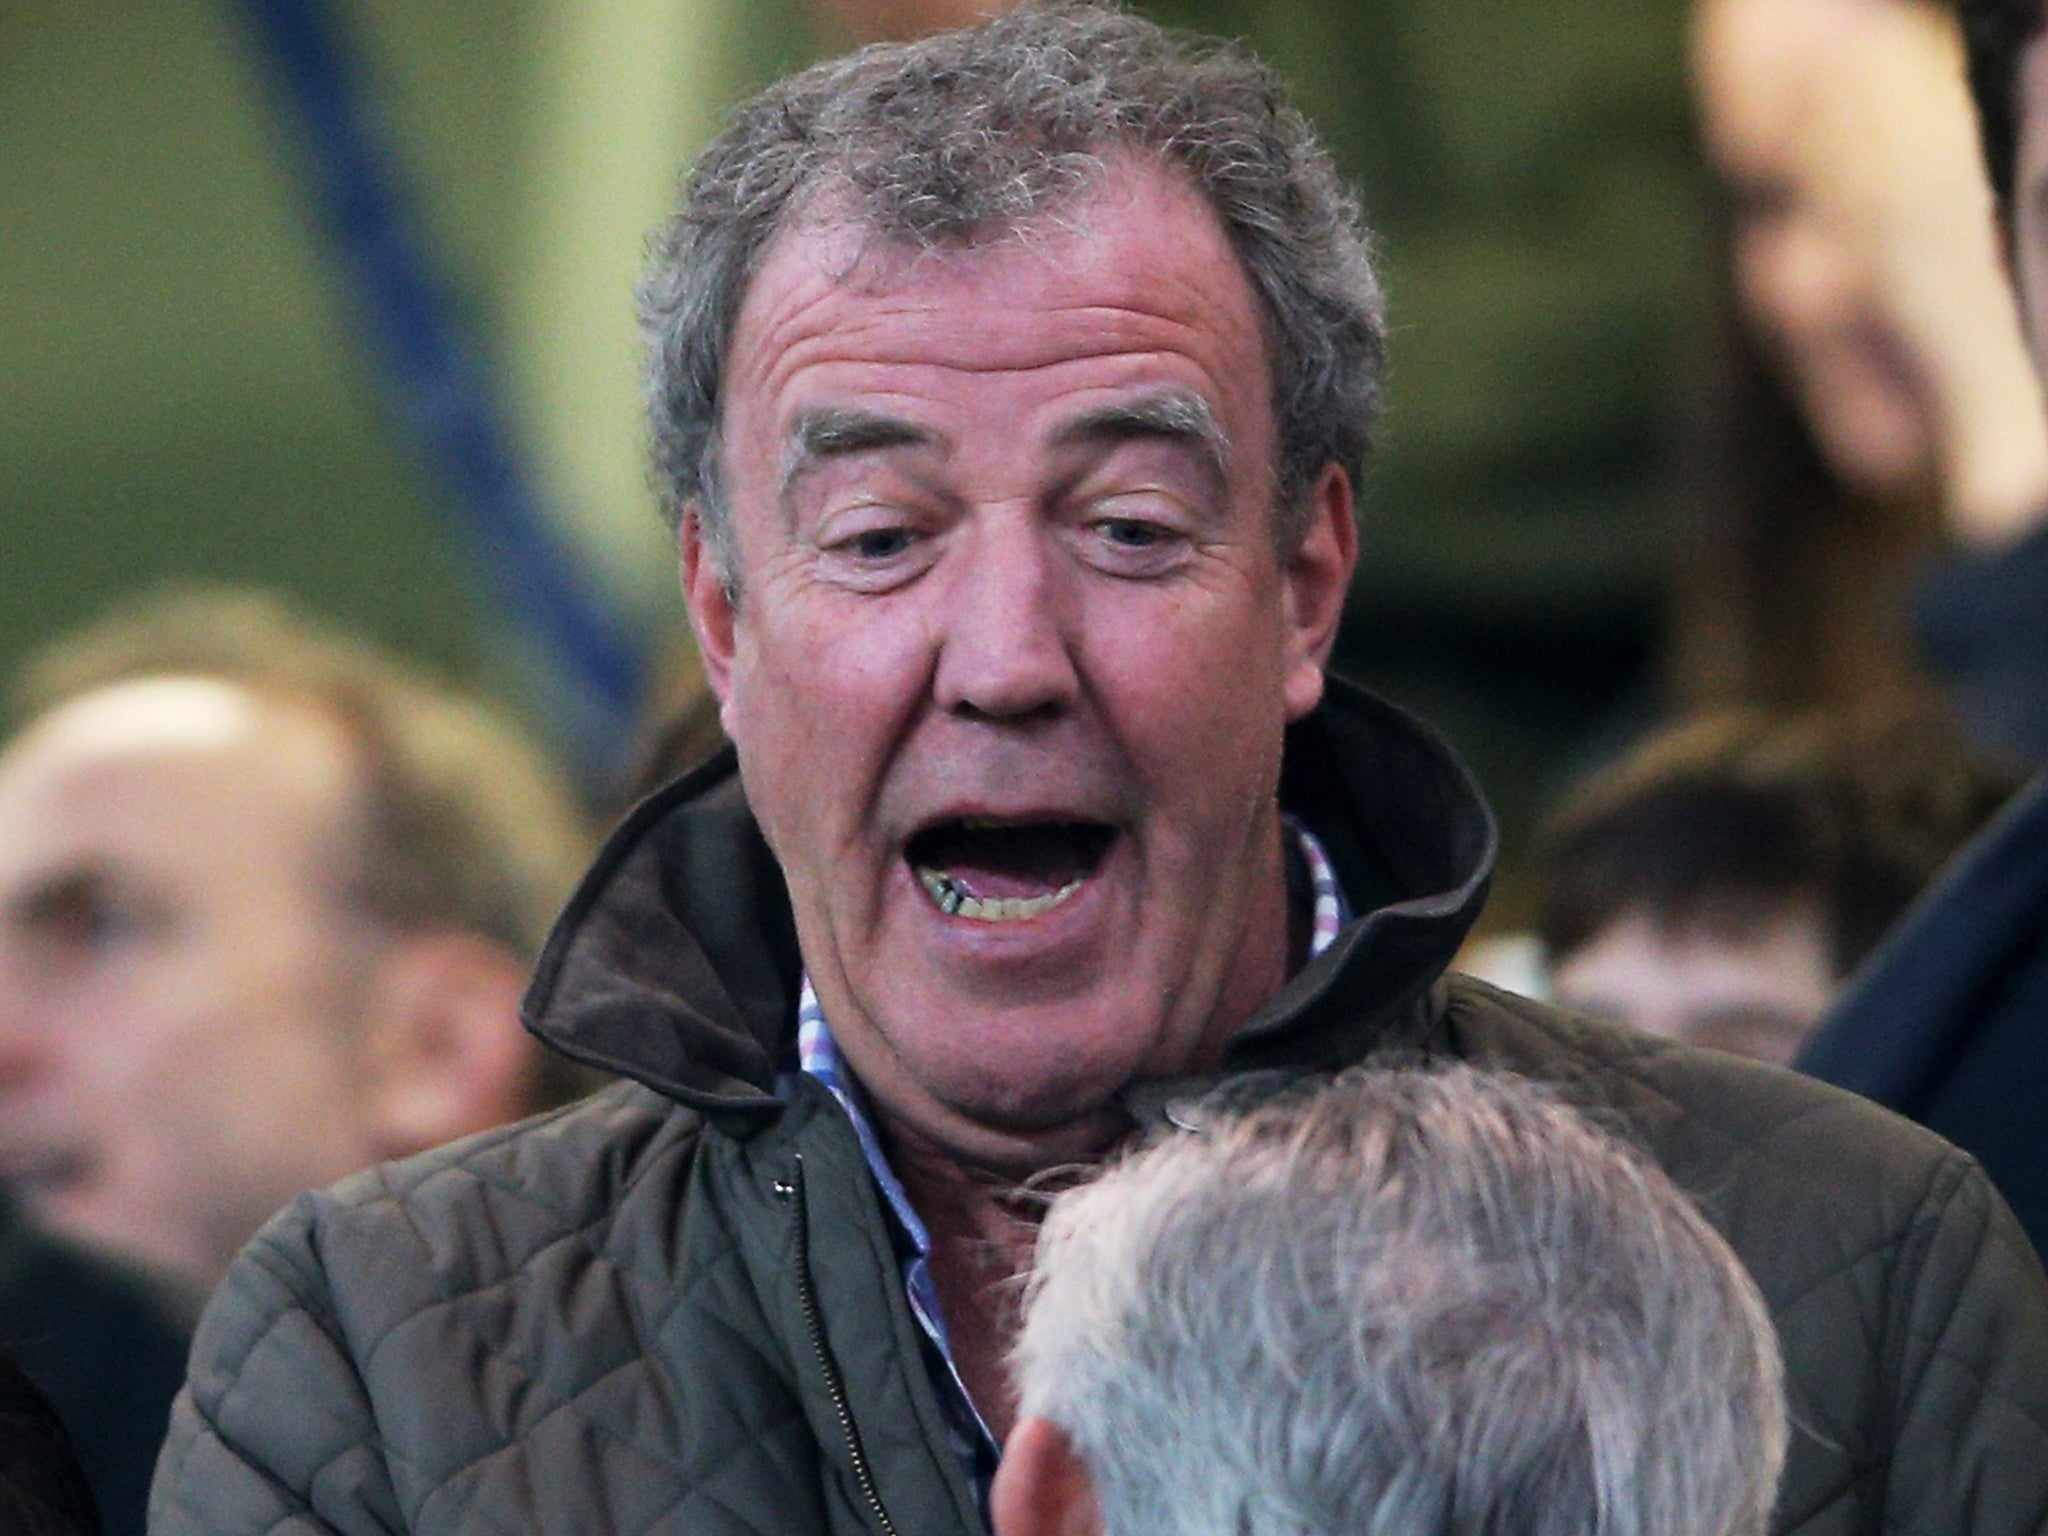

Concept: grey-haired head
[[638, 1, 1385, 580], [1005, 1063, 1788, 1536]]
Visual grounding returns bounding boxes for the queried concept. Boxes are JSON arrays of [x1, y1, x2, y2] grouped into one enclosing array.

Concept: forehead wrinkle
[[757, 304, 1236, 391]]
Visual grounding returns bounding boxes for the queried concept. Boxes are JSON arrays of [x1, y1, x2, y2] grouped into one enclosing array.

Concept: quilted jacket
[[152, 679, 2048, 1536]]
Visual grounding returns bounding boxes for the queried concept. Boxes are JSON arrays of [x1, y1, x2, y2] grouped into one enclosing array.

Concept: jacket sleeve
[[149, 1205, 404, 1536], [1884, 1150, 2048, 1536]]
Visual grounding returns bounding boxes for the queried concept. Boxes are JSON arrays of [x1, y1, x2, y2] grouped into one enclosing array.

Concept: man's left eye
[[1083, 513, 1190, 575], [1098, 518, 1164, 548]]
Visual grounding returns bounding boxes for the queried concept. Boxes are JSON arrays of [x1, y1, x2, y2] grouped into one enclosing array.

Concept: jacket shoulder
[[1439, 974, 2048, 1536], [1441, 973, 1968, 1225], [152, 1081, 710, 1536]]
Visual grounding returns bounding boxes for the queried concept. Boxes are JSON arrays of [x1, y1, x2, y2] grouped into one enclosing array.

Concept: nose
[[930, 512, 1081, 721]]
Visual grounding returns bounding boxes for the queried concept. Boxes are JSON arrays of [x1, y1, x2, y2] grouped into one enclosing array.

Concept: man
[[0, 587, 594, 1295], [997, 1064, 1787, 1536], [154, 8, 2048, 1534], [1535, 706, 2019, 1064]]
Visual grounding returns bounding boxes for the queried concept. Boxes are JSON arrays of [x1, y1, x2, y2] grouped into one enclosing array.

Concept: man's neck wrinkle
[[878, 1100, 1111, 1219], [883, 1111, 1050, 1448]]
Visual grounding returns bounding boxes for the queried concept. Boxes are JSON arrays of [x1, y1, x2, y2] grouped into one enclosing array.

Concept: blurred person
[[1, 1193, 187, 1536], [0, 1346, 103, 1536], [1535, 707, 2021, 1062], [1949, 0, 2048, 761], [997, 1064, 1787, 1536], [1692, 0, 2048, 760], [0, 587, 596, 1294], [1786, 0, 2048, 1260], [1693, 0, 2047, 531], [154, 11, 2048, 1536], [617, 635, 728, 813]]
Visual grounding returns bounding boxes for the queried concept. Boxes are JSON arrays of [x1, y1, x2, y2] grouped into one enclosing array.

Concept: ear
[[991, 1416, 1104, 1536], [1281, 462, 1359, 722], [678, 503, 738, 709], [361, 932, 537, 1157]]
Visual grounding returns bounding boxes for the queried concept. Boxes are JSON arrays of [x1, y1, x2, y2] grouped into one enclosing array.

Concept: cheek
[[1089, 600, 1290, 809], [1744, 218, 1859, 347], [77, 971, 217, 1089], [726, 598, 927, 849]]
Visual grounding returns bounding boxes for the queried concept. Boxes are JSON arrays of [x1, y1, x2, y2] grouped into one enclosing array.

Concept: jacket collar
[[522, 674, 1497, 1130]]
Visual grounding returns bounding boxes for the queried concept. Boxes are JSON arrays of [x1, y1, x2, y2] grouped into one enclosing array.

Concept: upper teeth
[[916, 866, 1084, 922]]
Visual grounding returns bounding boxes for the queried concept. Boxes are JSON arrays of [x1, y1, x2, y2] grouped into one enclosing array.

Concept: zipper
[[776, 1154, 903, 1536]]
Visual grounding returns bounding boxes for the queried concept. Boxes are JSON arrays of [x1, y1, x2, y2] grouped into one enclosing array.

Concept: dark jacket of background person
[[149, 682, 2048, 1536], [1798, 772, 2048, 1258], [1916, 524, 2048, 766], [1, 1345, 104, 1536], [1, 1196, 188, 1536]]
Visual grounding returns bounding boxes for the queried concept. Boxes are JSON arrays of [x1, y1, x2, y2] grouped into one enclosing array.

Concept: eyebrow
[[779, 407, 936, 506], [1051, 389, 1231, 492], [775, 389, 1233, 508]]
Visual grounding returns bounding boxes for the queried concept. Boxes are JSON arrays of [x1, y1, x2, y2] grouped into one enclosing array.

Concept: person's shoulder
[[0, 1203, 191, 1536], [1439, 972, 1978, 1245], [160, 1078, 714, 1534], [196, 1077, 702, 1372], [344, 1073, 708, 1237]]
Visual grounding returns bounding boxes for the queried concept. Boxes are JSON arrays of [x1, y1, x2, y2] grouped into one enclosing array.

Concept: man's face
[[686, 164, 1354, 1166], [1549, 904, 1835, 1066], [0, 679, 384, 1289]]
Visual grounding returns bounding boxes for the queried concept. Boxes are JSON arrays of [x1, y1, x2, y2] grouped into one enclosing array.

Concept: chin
[[924, 1037, 1149, 1138]]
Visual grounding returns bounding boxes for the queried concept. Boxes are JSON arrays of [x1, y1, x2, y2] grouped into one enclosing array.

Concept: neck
[[864, 823, 1310, 1441], [878, 855, 1316, 1444], [885, 1114, 1096, 1446]]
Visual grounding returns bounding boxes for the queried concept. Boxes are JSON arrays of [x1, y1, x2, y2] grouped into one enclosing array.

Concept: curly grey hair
[[638, 1, 1386, 580], [1012, 1063, 1788, 1536]]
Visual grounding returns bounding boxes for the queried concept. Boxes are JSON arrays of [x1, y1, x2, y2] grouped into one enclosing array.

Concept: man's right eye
[[14, 880, 165, 966], [846, 527, 915, 561], [813, 513, 936, 592]]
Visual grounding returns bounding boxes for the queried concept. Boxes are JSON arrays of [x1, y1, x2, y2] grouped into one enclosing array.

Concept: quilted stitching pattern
[[1445, 980, 2048, 1534], [155, 991, 2048, 1536]]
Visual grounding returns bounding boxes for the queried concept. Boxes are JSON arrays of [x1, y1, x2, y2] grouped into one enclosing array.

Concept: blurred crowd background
[[10, 0, 2048, 1528], [2, 0, 1722, 865]]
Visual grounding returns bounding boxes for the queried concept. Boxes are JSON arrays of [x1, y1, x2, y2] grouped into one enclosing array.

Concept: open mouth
[[907, 818, 1116, 923]]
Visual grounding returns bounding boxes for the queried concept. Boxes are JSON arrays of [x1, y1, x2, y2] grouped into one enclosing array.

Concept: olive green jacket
[[153, 681, 2048, 1536]]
